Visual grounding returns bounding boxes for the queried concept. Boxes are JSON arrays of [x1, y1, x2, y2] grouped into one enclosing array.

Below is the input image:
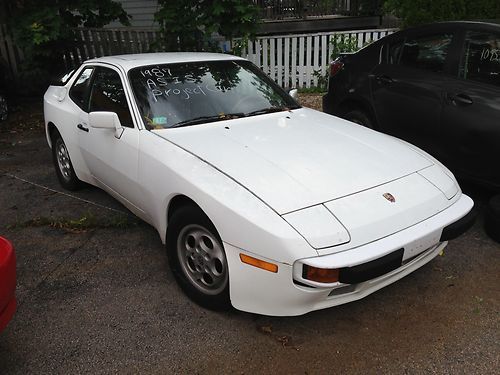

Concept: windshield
[[129, 60, 300, 129]]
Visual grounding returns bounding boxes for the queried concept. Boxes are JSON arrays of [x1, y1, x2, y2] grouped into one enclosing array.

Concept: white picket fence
[[235, 28, 397, 88], [0, 25, 396, 88]]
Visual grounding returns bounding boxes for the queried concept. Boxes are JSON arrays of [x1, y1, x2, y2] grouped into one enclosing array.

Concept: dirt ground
[[0, 98, 498, 374]]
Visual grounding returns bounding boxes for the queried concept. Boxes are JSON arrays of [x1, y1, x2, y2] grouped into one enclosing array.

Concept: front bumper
[[440, 206, 476, 241], [226, 194, 474, 316]]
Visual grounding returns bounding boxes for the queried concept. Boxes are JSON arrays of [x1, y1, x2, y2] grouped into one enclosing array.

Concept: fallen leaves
[[257, 325, 299, 351]]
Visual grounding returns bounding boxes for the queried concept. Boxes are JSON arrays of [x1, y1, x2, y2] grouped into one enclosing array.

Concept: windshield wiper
[[170, 113, 245, 128], [245, 106, 300, 117], [169, 106, 300, 128]]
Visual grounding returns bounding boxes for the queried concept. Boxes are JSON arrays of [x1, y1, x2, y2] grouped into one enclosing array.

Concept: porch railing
[[255, 0, 380, 20]]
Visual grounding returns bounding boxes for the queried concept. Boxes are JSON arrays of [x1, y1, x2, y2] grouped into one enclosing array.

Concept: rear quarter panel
[[44, 84, 92, 183], [324, 40, 383, 117]]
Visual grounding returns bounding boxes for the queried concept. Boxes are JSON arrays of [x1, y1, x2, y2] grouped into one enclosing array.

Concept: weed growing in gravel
[[7, 211, 140, 232]]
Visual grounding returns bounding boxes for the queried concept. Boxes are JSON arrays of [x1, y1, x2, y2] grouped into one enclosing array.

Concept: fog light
[[240, 253, 278, 273], [303, 265, 339, 283]]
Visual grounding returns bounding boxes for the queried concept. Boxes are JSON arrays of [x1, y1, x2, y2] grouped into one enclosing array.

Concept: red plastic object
[[0, 236, 16, 333]]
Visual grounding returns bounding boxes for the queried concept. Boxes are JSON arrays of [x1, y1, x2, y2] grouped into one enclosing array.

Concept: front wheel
[[167, 205, 230, 310], [52, 132, 82, 191]]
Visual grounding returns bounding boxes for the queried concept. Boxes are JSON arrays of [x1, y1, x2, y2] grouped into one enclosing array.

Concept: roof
[[84, 52, 245, 71]]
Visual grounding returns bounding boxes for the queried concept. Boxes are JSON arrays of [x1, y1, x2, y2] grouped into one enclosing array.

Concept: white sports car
[[44, 53, 475, 316]]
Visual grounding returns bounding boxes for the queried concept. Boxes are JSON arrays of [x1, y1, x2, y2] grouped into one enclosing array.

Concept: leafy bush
[[384, 0, 500, 27], [310, 34, 360, 92], [7, 0, 129, 92], [154, 0, 259, 52]]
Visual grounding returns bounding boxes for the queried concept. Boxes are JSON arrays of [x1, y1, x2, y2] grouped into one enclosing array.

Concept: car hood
[[156, 108, 433, 214]]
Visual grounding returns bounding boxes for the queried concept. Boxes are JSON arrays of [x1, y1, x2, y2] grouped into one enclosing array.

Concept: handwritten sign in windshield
[[139, 67, 230, 102], [480, 48, 500, 63]]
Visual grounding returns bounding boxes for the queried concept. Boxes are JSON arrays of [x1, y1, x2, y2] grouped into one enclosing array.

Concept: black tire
[[0, 93, 7, 122], [167, 205, 230, 310], [51, 131, 82, 191], [484, 194, 500, 243], [344, 109, 373, 129]]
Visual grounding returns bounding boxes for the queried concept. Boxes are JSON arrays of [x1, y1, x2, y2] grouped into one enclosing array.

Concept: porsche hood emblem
[[383, 193, 396, 203]]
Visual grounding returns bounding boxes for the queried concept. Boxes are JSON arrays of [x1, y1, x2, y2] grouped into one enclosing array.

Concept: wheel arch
[[165, 194, 221, 243], [46, 121, 59, 148], [167, 194, 202, 223], [337, 97, 378, 129]]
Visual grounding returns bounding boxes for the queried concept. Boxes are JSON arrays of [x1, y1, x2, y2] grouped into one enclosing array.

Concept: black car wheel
[[167, 205, 230, 310], [0, 94, 7, 122], [52, 132, 82, 190], [484, 194, 500, 243], [344, 109, 373, 129]]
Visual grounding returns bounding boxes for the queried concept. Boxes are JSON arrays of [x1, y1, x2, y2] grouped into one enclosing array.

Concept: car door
[[440, 26, 500, 187], [77, 66, 146, 215], [371, 28, 458, 155]]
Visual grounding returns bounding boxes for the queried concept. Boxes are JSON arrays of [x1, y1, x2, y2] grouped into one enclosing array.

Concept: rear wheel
[[484, 194, 500, 243], [344, 109, 373, 129], [52, 132, 82, 191], [167, 205, 230, 310]]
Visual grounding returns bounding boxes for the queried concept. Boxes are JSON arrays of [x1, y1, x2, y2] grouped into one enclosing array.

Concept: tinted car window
[[69, 67, 94, 110], [460, 30, 500, 87], [399, 33, 453, 72], [52, 69, 76, 86], [387, 40, 404, 64], [89, 67, 134, 128]]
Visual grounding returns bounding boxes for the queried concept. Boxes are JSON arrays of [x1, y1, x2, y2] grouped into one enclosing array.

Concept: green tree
[[384, 0, 500, 28], [154, 0, 259, 52], [358, 0, 384, 16], [6, 0, 129, 87]]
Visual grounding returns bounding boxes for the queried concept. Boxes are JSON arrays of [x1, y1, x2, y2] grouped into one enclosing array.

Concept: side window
[[399, 33, 453, 73], [69, 67, 94, 110], [52, 69, 76, 86], [387, 40, 404, 64], [460, 30, 500, 87], [89, 67, 134, 128]]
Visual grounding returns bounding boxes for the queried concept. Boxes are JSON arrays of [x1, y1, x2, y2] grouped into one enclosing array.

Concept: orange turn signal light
[[240, 253, 278, 273], [303, 265, 339, 283]]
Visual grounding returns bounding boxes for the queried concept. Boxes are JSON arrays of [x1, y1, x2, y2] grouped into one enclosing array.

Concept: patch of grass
[[473, 295, 484, 314], [297, 87, 326, 94], [7, 211, 140, 232]]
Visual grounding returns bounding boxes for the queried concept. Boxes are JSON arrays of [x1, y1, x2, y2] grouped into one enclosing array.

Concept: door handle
[[77, 123, 89, 132], [448, 93, 473, 106], [375, 75, 394, 84]]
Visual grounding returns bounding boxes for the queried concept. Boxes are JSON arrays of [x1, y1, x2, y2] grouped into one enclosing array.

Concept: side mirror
[[288, 88, 299, 102], [89, 111, 124, 139]]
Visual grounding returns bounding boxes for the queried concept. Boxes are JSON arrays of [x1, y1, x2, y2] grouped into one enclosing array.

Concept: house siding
[[107, 0, 160, 29]]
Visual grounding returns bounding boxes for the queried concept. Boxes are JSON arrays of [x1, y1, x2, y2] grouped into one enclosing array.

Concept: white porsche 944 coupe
[[44, 53, 475, 316]]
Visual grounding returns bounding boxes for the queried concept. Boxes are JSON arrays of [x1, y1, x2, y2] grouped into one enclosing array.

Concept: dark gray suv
[[323, 21, 500, 190]]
